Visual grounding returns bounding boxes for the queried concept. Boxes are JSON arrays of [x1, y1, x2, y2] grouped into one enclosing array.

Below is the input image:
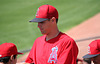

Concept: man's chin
[[41, 32, 48, 35], [41, 32, 46, 35]]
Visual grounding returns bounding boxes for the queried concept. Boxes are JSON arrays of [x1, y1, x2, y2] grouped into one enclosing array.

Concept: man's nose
[[38, 23, 41, 27]]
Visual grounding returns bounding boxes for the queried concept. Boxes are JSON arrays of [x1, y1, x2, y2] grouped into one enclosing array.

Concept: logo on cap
[[88, 46, 91, 54], [36, 8, 39, 16], [0, 55, 2, 57]]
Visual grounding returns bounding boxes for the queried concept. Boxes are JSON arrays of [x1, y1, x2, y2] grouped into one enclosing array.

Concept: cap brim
[[29, 18, 48, 22], [17, 52, 23, 54], [83, 54, 99, 58]]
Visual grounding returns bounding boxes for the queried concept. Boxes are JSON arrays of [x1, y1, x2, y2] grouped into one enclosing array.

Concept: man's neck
[[46, 30, 60, 41]]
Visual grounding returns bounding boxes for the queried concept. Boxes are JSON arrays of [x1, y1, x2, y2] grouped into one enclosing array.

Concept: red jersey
[[25, 32, 78, 64]]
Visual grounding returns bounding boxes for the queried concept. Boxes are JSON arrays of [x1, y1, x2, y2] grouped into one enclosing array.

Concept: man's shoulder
[[60, 32, 74, 40], [59, 32, 76, 45]]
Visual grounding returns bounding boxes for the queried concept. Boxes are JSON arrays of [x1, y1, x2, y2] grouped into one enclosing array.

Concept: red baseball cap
[[0, 43, 23, 58], [29, 4, 58, 22], [83, 39, 100, 58]]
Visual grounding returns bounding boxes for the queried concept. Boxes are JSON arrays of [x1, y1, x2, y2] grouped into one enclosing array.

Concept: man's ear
[[51, 17, 56, 22], [10, 55, 14, 61]]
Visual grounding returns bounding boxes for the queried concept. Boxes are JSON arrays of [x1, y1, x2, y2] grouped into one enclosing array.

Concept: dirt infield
[[17, 13, 100, 62], [66, 13, 100, 59]]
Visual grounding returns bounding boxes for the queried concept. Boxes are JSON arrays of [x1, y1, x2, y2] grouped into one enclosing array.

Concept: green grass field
[[0, 0, 100, 51]]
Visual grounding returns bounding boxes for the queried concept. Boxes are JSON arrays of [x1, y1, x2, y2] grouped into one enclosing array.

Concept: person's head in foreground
[[0, 43, 23, 64], [83, 39, 100, 64]]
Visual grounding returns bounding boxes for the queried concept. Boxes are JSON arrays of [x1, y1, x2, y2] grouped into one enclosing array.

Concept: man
[[25, 4, 78, 64], [0, 43, 23, 64], [83, 39, 100, 64]]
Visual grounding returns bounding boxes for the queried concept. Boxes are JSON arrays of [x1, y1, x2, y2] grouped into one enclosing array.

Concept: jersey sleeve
[[25, 41, 36, 63], [57, 39, 78, 64]]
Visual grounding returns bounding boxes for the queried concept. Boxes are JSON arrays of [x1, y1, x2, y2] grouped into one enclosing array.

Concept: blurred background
[[0, 0, 100, 52]]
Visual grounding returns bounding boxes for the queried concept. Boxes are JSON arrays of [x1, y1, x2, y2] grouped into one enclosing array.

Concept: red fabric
[[25, 32, 78, 64]]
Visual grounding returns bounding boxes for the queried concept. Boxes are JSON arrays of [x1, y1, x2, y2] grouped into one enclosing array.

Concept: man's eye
[[40, 22, 44, 24], [41, 22, 44, 23]]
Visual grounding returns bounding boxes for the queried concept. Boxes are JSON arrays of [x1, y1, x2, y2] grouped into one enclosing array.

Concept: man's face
[[13, 57, 17, 64], [38, 20, 53, 35], [91, 54, 100, 64]]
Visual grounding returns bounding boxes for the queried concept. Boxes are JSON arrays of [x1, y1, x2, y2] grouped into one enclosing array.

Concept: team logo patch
[[48, 46, 58, 63], [36, 8, 39, 16], [88, 46, 91, 54], [0, 55, 2, 57]]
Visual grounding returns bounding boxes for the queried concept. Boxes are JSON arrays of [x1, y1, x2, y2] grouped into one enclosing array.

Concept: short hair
[[56, 19, 58, 23], [48, 19, 58, 23], [0, 55, 17, 63], [83, 58, 91, 64]]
